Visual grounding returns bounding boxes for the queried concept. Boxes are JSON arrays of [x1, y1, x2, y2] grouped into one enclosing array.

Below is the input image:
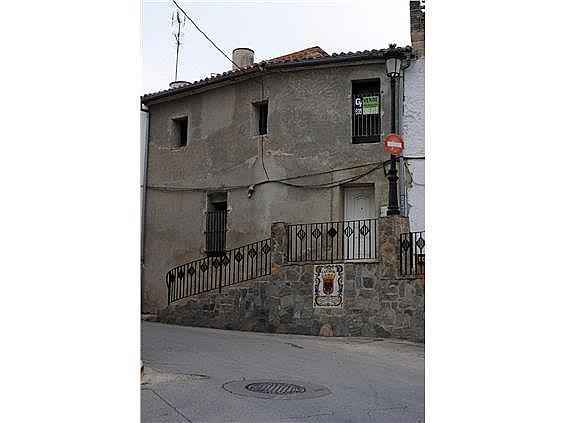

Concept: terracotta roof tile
[[264, 46, 328, 63]]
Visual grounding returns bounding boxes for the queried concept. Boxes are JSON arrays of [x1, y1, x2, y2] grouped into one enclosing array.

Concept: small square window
[[172, 117, 188, 147], [253, 101, 268, 135]]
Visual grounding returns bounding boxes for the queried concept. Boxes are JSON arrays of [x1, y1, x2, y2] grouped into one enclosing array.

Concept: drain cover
[[246, 382, 306, 395], [223, 379, 331, 400]]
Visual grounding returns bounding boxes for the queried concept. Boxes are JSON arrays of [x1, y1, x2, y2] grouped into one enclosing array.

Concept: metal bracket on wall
[[382, 159, 392, 177]]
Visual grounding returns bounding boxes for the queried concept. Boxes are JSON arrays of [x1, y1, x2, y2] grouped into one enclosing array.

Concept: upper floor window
[[352, 79, 380, 144], [252, 101, 268, 135], [172, 116, 188, 147]]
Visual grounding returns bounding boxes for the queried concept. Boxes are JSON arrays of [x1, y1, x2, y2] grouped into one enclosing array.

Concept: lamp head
[[385, 44, 404, 78]]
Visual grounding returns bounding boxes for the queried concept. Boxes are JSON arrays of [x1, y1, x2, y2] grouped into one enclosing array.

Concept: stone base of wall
[[158, 262, 424, 342]]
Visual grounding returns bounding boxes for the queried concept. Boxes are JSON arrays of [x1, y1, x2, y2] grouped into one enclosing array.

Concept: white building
[[402, 1, 425, 232]]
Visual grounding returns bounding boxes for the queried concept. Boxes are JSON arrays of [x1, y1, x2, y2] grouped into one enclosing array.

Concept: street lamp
[[385, 47, 403, 78], [384, 44, 404, 216]]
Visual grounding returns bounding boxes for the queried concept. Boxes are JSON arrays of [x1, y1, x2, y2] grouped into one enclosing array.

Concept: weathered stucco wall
[[143, 62, 398, 311], [402, 58, 425, 232]]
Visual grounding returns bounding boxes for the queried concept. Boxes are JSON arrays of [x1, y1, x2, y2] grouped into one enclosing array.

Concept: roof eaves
[[141, 65, 262, 103], [141, 46, 411, 104]]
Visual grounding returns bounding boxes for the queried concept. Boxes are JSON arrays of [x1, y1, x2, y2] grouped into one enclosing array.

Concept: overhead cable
[[172, 0, 242, 70], [146, 161, 384, 192]]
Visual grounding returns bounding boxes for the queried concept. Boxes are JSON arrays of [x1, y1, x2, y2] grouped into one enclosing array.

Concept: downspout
[[399, 55, 411, 216], [141, 103, 150, 297]]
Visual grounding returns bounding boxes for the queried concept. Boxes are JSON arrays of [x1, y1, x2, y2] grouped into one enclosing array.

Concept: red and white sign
[[383, 133, 404, 155]]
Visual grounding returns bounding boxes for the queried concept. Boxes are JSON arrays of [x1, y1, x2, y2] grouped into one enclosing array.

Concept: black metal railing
[[287, 219, 377, 263], [166, 238, 272, 304], [205, 210, 227, 256], [399, 231, 425, 276]]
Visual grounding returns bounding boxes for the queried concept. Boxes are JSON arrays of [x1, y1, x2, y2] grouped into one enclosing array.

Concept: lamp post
[[384, 44, 404, 216]]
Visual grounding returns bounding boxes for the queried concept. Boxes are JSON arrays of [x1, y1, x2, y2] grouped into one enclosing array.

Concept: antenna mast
[[172, 9, 186, 81]]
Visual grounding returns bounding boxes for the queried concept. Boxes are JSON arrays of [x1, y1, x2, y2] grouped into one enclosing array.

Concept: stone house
[[140, 3, 425, 340]]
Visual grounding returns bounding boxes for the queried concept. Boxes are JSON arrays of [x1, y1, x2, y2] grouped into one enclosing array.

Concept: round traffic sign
[[384, 133, 404, 155]]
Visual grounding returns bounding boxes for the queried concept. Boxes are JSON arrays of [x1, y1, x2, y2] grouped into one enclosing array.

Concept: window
[[351, 79, 380, 143], [253, 101, 268, 135], [205, 193, 227, 256], [172, 116, 188, 147]]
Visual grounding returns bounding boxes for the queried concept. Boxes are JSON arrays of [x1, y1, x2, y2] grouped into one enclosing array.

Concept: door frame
[[342, 185, 377, 262]]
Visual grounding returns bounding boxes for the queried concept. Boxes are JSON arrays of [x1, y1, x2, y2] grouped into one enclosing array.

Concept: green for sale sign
[[362, 96, 379, 115]]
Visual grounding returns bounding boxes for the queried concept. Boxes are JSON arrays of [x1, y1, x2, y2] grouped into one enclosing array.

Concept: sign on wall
[[354, 95, 379, 116], [362, 96, 379, 115], [313, 264, 344, 308]]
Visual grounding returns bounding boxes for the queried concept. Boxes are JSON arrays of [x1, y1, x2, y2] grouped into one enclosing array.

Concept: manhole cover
[[223, 379, 331, 400], [246, 382, 306, 395]]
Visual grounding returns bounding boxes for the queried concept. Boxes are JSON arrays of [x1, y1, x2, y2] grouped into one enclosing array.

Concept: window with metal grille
[[351, 80, 380, 143], [205, 194, 227, 256]]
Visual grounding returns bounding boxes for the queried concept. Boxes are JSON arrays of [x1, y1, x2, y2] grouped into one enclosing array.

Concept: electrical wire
[[278, 161, 381, 181], [275, 163, 383, 189], [171, 0, 265, 89], [172, 0, 242, 71], [146, 161, 384, 192], [259, 133, 270, 180], [259, 76, 270, 180]]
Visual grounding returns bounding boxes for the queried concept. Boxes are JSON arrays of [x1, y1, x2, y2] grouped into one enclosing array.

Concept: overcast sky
[[142, 0, 411, 94]]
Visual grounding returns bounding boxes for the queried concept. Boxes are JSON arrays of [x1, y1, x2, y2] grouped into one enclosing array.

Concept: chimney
[[232, 48, 254, 70], [410, 1, 425, 58]]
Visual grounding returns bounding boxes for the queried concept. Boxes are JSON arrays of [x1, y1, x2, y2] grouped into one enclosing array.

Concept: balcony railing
[[166, 238, 272, 305], [287, 219, 377, 263], [399, 231, 425, 276]]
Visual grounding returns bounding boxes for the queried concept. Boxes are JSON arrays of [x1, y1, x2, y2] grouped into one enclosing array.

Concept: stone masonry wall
[[158, 217, 424, 342]]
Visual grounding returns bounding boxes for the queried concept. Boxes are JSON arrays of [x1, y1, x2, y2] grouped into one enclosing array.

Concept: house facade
[[141, 45, 413, 312], [141, 5, 426, 335]]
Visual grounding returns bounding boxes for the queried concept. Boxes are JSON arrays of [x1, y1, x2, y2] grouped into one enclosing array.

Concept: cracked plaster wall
[[402, 58, 425, 232]]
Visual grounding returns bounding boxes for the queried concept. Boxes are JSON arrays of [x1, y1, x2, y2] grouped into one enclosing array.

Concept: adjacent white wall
[[402, 57, 425, 232]]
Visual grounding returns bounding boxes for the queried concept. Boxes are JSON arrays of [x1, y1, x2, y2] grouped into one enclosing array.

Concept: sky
[[142, 0, 411, 94]]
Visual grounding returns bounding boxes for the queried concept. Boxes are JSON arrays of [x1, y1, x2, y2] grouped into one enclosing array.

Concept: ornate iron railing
[[166, 238, 272, 304], [399, 231, 425, 276], [287, 219, 377, 263]]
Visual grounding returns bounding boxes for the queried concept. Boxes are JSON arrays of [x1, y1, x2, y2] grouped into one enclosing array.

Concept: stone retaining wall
[[158, 216, 424, 342]]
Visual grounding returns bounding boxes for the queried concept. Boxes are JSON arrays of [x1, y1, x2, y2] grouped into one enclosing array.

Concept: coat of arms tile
[[313, 264, 344, 308]]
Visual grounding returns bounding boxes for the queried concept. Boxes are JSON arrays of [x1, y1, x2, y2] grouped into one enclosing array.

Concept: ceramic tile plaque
[[313, 264, 344, 308]]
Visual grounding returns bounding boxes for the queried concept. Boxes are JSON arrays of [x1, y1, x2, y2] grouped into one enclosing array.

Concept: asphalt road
[[141, 321, 424, 423]]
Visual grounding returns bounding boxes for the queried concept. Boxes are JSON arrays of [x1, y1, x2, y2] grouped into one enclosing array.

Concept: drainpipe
[[399, 56, 411, 216], [141, 103, 150, 292]]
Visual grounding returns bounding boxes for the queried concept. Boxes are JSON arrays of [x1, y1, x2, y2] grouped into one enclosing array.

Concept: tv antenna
[[171, 8, 187, 81]]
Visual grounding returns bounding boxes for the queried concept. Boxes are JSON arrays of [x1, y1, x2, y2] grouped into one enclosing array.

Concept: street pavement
[[141, 321, 424, 423]]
